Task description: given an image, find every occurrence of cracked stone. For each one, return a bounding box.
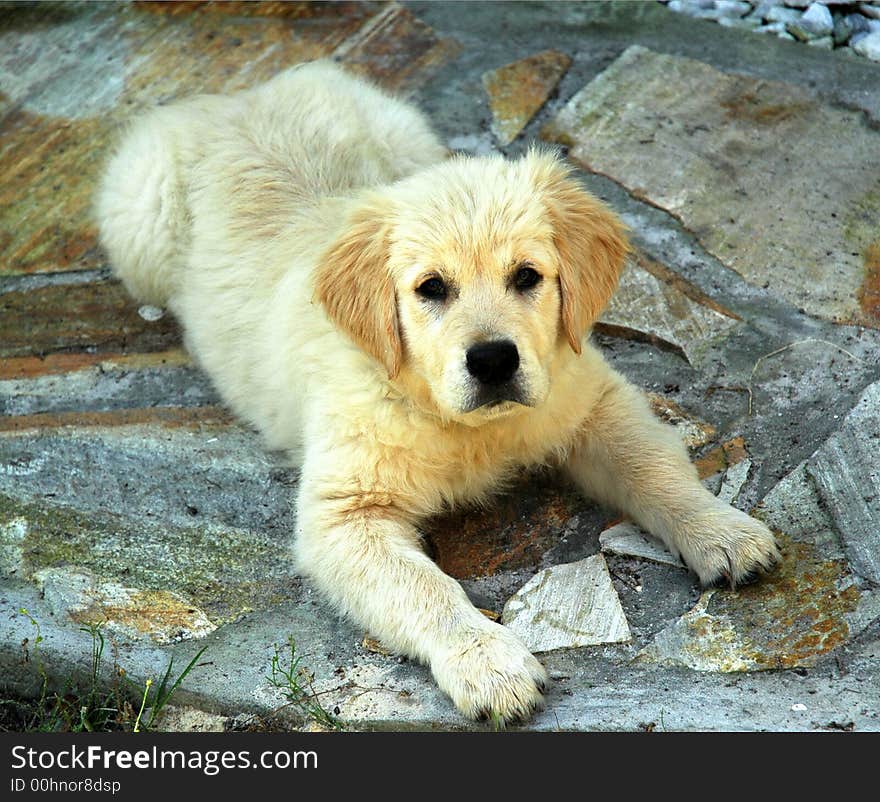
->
[716,458,752,505]
[639,531,860,672]
[599,521,685,568]
[806,381,880,584]
[482,49,571,146]
[597,254,740,364]
[501,555,631,652]
[542,45,880,327]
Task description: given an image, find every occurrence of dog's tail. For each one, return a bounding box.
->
[94,108,191,308]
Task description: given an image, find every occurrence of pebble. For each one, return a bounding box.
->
[138,304,165,321]
[662,1,880,60]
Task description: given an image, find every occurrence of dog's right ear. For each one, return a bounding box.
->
[313,203,402,379]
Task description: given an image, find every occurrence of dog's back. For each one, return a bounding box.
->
[95,61,447,308]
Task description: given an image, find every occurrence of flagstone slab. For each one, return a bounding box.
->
[806,381,880,584]
[0,2,455,277]
[598,254,740,364]
[331,3,461,93]
[543,44,880,328]
[599,521,685,568]
[638,533,860,671]
[482,49,571,146]
[640,383,880,675]
[501,555,631,652]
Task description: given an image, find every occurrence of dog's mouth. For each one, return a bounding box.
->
[462,383,531,414]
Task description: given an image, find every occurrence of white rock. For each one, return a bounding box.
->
[138,304,165,322]
[599,521,684,567]
[860,3,880,20]
[501,555,631,652]
[852,30,880,59]
[766,5,803,23]
[799,3,834,36]
[807,35,834,48]
[713,0,753,17]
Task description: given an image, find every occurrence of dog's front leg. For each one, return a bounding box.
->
[566,371,780,587]
[293,478,547,724]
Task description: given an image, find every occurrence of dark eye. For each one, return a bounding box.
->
[416,276,447,301]
[514,265,542,291]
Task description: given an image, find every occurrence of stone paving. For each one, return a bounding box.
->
[1,1,879,731]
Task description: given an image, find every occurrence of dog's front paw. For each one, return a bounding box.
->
[432,623,548,725]
[676,504,780,589]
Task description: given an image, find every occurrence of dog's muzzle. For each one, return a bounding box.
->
[463,340,528,411]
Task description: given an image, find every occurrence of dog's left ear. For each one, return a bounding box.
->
[536,155,630,354]
[314,201,402,378]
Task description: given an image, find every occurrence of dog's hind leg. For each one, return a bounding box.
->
[94,107,195,307]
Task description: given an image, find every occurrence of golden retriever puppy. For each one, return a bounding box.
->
[95,61,779,724]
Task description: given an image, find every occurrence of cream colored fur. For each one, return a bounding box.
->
[95,61,779,724]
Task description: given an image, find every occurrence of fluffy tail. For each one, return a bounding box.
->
[94,108,190,307]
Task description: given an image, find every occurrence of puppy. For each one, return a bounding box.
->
[95,61,779,724]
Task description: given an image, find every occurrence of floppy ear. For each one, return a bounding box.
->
[314,203,402,378]
[540,160,630,354]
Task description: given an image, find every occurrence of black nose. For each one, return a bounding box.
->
[465,340,520,385]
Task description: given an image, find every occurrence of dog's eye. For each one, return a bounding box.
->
[513,265,542,291]
[416,276,447,301]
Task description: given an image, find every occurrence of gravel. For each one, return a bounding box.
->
[660,0,880,60]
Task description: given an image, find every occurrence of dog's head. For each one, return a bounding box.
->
[314,149,629,423]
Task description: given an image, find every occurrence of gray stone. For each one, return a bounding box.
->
[0,361,217,417]
[797,3,834,36]
[752,1,786,20]
[806,35,834,48]
[766,5,804,23]
[846,13,876,35]
[597,257,740,365]
[501,555,631,652]
[718,15,764,28]
[716,458,752,504]
[846,591,880,637]
[807,381,880,584]
[713,1,754,17]
[599,521,685,567]
[833,15,855,45]
[852,30,880,59]
[542,46,880,328]
[860,3,880,20]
